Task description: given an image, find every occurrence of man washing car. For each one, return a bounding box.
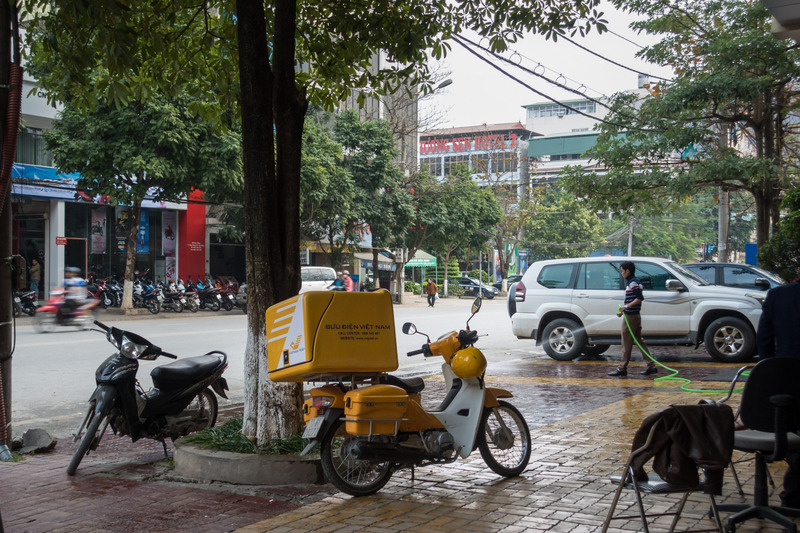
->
[608,261,658,377]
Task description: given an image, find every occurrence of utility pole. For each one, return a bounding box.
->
[627,216,635,256]
[0,0,16,456]
[717,125,730,263]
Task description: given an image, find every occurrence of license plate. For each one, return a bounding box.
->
[302,417,324,439]
[216,294,222,300]
[14,297,20,303]
[180,298,186,303]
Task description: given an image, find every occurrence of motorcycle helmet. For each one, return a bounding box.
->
[450,346,487,379]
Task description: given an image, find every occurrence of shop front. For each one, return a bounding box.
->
[11,163,200,297]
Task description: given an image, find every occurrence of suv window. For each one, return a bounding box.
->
[577,262,621,290]
[634,262,672,291]
[690,265,716,284]
[722,266,759,289]
[537,264,575,289]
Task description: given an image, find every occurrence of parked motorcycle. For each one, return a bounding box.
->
[67,320,229,475]
[192,277,222,311]
[157,280,185,313]
[34,288,99,332]
[214,276,239,311]
[275,293,531,496]
[13,289,37,317]
[86,276,117,309]
[133,278,160,314]
[177,279,200,313]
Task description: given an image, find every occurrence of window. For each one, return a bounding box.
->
[632,262,672,291]
[722,266,760,289]
[537,264,575,289]
[470,153,489,173]
[443,155,470,176]
[421,157,441,177]
[526,101,597,119]
[491,152,518,173]
[16,128,53,166]
[577,263,622,290]
[691,265,716,284]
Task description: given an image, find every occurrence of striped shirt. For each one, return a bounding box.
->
[623,276,644,315]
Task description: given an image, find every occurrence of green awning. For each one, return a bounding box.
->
[405,250,437,267]
[528,133,598,158]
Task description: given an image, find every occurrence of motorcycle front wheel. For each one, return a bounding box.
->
[146,299,160,314]
[101,291,114,308]
[221,298,233,311]
[67,405,111,476]
[186,298,199,313]
[320,419,393,496]
[34,312,56,333]
[477,400,531,477]
[171,299,184,313]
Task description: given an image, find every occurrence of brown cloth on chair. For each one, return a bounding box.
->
[631,403,735,494]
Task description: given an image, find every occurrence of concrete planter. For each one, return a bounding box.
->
[173,441,325,485]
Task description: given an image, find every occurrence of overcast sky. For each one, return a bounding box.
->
[421,2,675,129]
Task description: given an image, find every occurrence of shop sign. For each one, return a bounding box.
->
[55,236,67,245]
[419,133,518,155]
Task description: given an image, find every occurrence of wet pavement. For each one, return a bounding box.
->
[2,299,797,532]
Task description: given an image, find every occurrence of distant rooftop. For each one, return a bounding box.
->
[421,122,535,137]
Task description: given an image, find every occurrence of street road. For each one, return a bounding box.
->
[8,297,540,438]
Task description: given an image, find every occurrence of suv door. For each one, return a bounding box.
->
[633,261,692,335]
[573,261,623,335]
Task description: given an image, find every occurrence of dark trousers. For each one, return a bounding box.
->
[620,313,655,369]
[427,294,435,307]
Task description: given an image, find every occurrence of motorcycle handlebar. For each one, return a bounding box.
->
[160,352,179,359]
[94,320,110,332]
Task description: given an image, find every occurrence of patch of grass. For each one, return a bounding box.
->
[181,416,307,455]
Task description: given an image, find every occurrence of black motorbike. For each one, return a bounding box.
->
[13,289,37,317]
[67,320,229,475]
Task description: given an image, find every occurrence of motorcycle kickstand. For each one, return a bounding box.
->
[411,464,415,482]
[160,439,169,459]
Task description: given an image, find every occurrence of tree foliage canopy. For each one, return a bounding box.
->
[559,0,800,247]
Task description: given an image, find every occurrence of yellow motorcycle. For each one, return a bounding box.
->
[266,290,531,496]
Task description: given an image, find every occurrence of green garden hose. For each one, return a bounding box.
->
[620,306,747,394]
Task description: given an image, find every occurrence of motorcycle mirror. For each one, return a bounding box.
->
[402,322,416,335]
[466,297,482,330]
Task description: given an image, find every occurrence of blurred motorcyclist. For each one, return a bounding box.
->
[60,266,88,322]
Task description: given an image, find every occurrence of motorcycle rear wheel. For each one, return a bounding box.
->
[206,298,220,312]
[221,298,233,311]
[171,299,184,313]
[34,312,56,333]
[146,299,160,314]
[182,388,218,432]
[320,419,393,496]
[477,401,531,477]
[186,298,199,313]
[67,406,110,476]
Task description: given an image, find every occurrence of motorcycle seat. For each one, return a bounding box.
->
[151,355,222,389]
[382,374,425,394]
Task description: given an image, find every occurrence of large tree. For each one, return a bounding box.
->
[560,0,800,249]
[21,0,606,444]
[44,94,242,307]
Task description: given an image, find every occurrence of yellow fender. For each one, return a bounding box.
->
[484,387,513,408]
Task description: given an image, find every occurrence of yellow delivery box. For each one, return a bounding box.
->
[266,289,398,382]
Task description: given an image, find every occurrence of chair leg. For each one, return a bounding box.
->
[668,492,690,533]
[631,473,651,533]
[729,460,745,496]
[602,467,630,533]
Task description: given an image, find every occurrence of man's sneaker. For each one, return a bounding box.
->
[640,366,658,376]
[608,368,627,377]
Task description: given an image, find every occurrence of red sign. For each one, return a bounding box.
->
[419,133,518,155]
[56,236,67,245]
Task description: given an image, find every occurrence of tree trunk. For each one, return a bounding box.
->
[237,0,305,444]
[121,201,142,310]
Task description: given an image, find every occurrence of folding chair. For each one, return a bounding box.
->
[602,405,731,533]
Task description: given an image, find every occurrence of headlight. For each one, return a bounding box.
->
[120,336,144,358]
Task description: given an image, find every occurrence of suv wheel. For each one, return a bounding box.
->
[704,317,756,363]
[542,319,586,361]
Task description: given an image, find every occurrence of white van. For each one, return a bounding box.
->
[300,266,337,293]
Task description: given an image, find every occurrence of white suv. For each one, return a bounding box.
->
[508,256,765,363]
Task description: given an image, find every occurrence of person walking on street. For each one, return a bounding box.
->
[608,261,657,377]
[342,270,354,292]
[756,275,800,508]
[425,278,438,307]
[29,258,40,296]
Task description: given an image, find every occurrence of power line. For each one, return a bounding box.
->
[452,34,663,133]
[559,34,670,82]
